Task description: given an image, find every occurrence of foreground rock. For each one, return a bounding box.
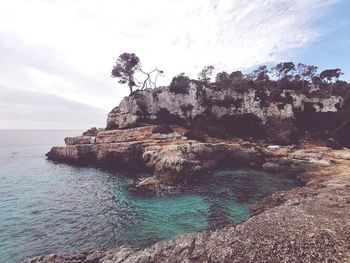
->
[27,146,350,262]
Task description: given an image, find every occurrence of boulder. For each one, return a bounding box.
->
[262,162,280,172]
[82,127,104,136]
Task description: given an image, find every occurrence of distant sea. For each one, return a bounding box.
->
[0,130,301,263]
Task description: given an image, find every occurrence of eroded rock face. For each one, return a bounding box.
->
[106,81,347,145]
[82,127,104,137]
[47,125,261,183]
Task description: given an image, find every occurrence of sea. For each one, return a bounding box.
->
[0,130,301,263]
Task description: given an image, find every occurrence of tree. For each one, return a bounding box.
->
[251,65,270,81]
[294,63,306,81]
[111,52,163,94]
[138,68,164,90]
[198,65,215,83]
[303,65,318,82]
[229,71,244,80]
[215,70,244,84]
[111,53,140,93]
[272,62,296,80]
[294,63,318,82]
[215,71,230,83]
[320,69,343,83]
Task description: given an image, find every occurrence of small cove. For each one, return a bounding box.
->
[0,130,301,263]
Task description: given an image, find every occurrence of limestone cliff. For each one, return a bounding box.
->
[47,79,350,185]
[106,80,350,145]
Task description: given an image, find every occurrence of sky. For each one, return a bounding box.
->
[0,0,349,129]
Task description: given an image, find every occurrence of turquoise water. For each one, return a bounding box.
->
[0,130,301,263]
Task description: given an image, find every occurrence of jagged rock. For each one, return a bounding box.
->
[142,142,260,183]
[64,136,95,145]
[82,127,104,137]
[47,125,262,181]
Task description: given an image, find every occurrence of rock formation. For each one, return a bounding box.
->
[47,125,265,187]
[106,80,349,145]
[39,79,350,262]
[47,79,350,186]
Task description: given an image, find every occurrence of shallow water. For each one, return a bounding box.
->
[0,130,301,263]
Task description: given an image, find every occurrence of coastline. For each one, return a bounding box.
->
[21,79,350,262]
[23,142,350,262]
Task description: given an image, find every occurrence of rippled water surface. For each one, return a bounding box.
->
[0,130,301,263]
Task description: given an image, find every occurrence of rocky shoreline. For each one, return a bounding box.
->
[25,141,350,262]
[23,80,350,262]
[46,125,268,190]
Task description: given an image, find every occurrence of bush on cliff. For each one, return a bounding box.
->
[198,65,215,83]
[169,73,191,94]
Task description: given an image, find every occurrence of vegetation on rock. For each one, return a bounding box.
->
[111,53,163,94]
[169,73,191,94]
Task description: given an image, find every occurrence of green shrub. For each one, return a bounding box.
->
[169,73,191,94]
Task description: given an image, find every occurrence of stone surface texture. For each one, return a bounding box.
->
[106,81,349,145]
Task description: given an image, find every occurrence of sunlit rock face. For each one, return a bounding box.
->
[106,80,346,145]
[107,83,204,129]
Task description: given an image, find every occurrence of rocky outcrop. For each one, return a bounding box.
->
[106,81,349,145]
[47,125,265,185]
[64,136,95,145]
[82,127,104,137]
[32,146,350,263]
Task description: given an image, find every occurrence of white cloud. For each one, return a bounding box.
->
[0,0,339,122]
[0,86,107,129]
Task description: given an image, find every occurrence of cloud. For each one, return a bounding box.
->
[0,32,120,111]
[0,86,107,129]
[0,0,340,128]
